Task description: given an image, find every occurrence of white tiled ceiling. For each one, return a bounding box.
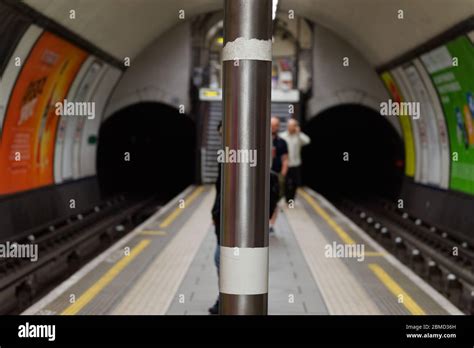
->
[280,0,474,65]
[23,0,222,60]
[23,0,474,65]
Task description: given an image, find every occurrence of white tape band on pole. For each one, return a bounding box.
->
[222,37,272,62]
[219,246,269,295]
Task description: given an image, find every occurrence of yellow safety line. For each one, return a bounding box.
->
[140,230,167,236]
[159,186,205,228]
[368,263,425,315]
[364,251,386,257]
[298,189,356,245]
[61,239,151,315]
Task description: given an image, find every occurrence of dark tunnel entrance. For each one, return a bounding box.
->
[301,104,405,201]
[97,102,196,201]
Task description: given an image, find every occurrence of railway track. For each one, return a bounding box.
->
[0,195,160,314]
[337,197,474,314]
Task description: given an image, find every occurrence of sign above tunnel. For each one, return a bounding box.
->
[199,88,222,101]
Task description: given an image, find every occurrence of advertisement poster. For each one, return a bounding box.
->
[421,36,474,194]
[0,31,87,195]
[272,57,294,91]
[381,71,416,177]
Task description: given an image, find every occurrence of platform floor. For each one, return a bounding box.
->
[23,185,462,316]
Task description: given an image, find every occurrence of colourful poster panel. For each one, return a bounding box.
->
[421,36,474,194]
[0,32,88,195]
[381,72,416,177]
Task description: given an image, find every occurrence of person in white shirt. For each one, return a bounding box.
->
[279,119,311,202]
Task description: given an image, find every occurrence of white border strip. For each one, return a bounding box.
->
[22,185,195,315]
[469,30,474,44]
[54,56,96,183]
[220,246,269,294]
[303,187,463,315]
[222,37,272,61]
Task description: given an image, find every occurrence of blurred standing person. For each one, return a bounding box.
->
[270,116,288,233]
[209,121,222,315]
[279,119,311,202]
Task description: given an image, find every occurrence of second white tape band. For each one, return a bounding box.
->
[219,246,269,295]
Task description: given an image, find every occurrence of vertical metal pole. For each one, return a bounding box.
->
[220,0,272,315]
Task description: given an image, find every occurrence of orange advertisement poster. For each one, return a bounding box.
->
[0,32,88,195]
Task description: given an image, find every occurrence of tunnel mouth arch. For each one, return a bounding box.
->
[97,102,196,201]
[301,104,405,202]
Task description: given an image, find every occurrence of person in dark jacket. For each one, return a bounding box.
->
[269,116,288,233]
[209,121,222,314]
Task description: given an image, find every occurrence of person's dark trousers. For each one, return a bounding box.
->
[214,219,220,274]
[285,166,302,202]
